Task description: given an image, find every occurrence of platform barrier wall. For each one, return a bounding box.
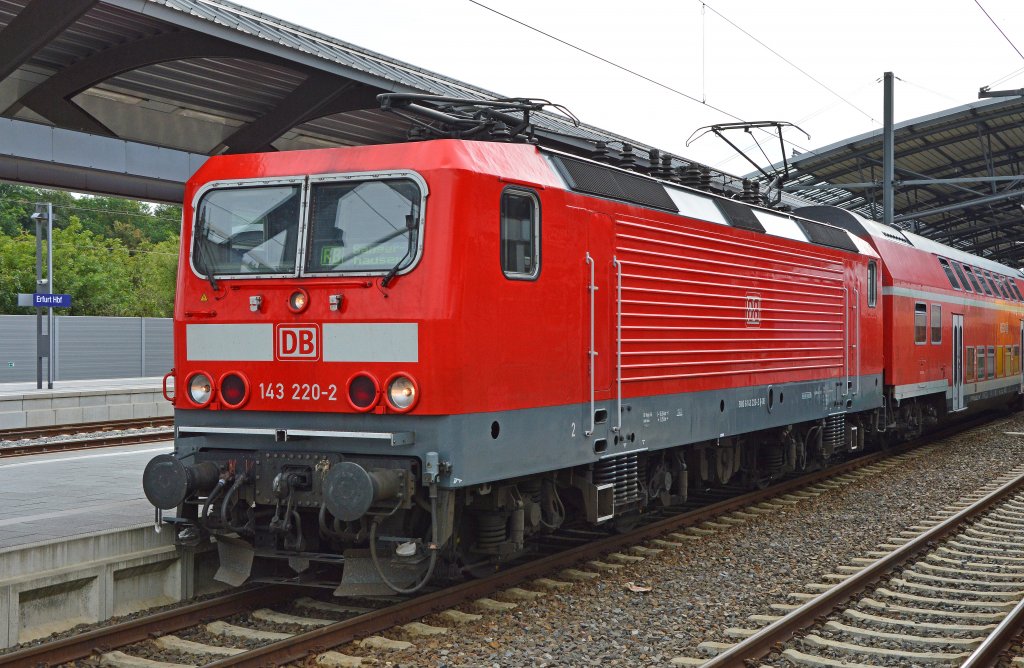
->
[0,315,171,383]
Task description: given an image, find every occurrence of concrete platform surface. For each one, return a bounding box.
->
[0,377,165,397]
[0,440,172,549]
[0,377,172,430]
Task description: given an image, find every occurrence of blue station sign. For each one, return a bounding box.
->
[29,293,71,308]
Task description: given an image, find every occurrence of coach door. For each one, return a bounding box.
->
[952,314,965,411]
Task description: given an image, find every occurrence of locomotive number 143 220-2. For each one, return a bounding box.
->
[259,382,338,401]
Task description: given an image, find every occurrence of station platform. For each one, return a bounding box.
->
[0,439,218,648]
[0,440,171,549]
[0,376,171,430]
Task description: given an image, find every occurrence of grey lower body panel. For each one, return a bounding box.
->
[174,374,883,488]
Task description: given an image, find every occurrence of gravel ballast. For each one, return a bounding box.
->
[384,413,1024,667]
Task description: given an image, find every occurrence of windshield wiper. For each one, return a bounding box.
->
[195,221,220,292]
[381,212,417,289]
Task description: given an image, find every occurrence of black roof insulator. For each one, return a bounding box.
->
[659,154,675,180]
[648,148,661,174]
[618,143,637,169]
[491,121,512,141]
[592,141,613,163]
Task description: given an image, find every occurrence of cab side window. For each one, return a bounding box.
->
[867,261,877,307]
[500,188,540,280]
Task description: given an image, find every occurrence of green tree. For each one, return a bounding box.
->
[132,236,179,317]
[0,232,39,313]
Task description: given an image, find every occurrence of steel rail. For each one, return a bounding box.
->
[205,447,909,667]
[0,586,300,667]
[0,427,173,457]
[701,467,1024,668]
[0,417,173,441]
[961,587,1024,667]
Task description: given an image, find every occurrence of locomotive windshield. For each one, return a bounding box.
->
[305,178,421,274]
[193,184,302,276]
[191,176,423,279]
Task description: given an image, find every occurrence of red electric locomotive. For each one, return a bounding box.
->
[142,97,1019,593]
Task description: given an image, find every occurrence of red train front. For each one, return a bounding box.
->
[140,132,1016,594]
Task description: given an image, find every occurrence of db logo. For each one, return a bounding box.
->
[275,324,320,360]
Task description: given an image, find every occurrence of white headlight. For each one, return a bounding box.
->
[387,375,417,410]
[188,373,213,406]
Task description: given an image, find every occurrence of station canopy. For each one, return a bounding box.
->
[1,0,1021,263]
[765,95,1024,266]
[0,0,736,203]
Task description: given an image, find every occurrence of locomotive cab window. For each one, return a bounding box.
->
[500,188,540,280]
[931,304,941,344]
[867,261,877,307]
[305,178,422,274]
[193,183,302,276]
[914,302,927,344]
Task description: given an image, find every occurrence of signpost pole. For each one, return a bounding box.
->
[34,207,42,389]
[31,203,54,389]
[46,202,54,390]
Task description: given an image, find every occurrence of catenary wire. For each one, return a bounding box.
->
[973,0,1024,63]
[700,1,878,125]
[467,0,746,123]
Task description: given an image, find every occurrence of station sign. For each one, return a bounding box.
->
[16,293,72,308]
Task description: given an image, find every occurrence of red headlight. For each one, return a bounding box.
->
[219,372,249,408]
[347,373,380,411]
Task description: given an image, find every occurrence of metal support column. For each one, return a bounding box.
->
[32,202,54,389]
[882,72,895,229]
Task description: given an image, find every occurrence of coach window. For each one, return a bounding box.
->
[967,347,976,382]
[867,261,877,307]
[951,262,971,292]
[500,188,540,280]
[914,303,927,344]
[963,265,985,293]
[1012,282,1024,301]
[977,348,987,380]
[931,304,941,344]
[988,345,996,379]
[938,258,960,290]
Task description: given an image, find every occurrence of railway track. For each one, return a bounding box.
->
[0,417,174,456]
[0,442,926,668]
[683,466,1024,667]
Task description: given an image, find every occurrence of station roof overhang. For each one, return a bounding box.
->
[762,95,1024,266]
[0,0,704,204]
